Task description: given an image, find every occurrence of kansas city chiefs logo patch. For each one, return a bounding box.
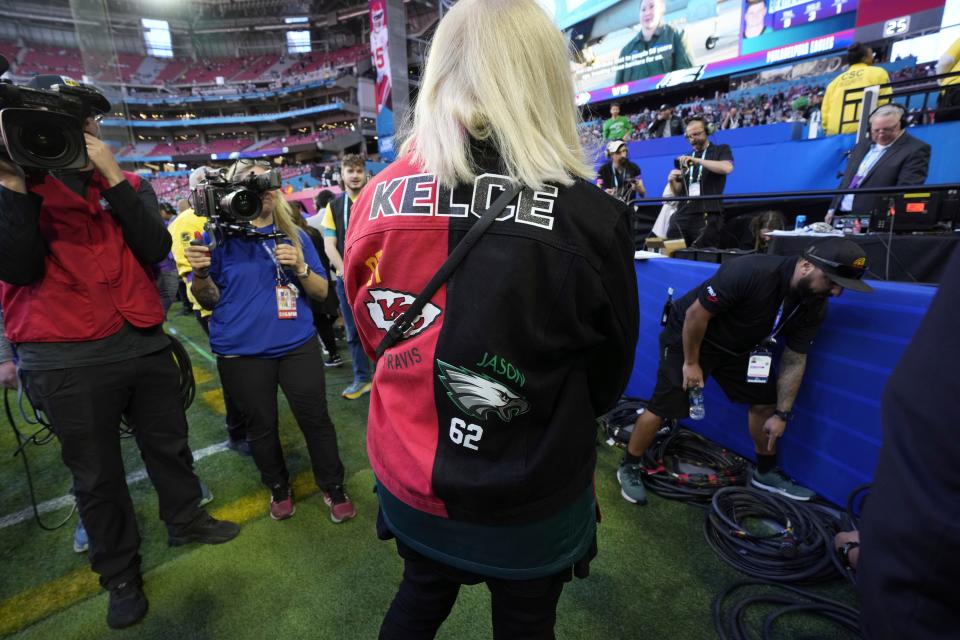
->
[436,360,531,422]
[365,288,442,339]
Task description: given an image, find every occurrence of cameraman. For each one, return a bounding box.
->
[184,160,356,524]
[0,77,239,630]
[598,140,646,202]
[667,116,734,247]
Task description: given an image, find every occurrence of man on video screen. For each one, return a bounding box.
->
[614,0,693,84]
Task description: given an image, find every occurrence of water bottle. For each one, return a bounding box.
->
[688,386,705,420]
[794,214,806,230]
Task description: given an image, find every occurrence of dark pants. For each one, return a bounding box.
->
[380,540,569,640]
[668,210,723,248]
[314,312,339,359]
[195,312,248,443]
[22,347,202,589]
[216,339,344,492]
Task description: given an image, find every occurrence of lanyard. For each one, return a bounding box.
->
[768,302,802,343]
[341,195,350,233]
[687,147,707,183]
[260,239,288,284]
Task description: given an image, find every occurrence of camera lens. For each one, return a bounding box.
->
[18,124,69,160]
[220,188,262,222]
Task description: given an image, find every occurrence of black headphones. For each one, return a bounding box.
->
[868,102,907,130]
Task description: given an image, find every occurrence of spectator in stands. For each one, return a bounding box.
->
[615,0,693,84]
[936,37,960,122]
[856,245,960,640]
[0,80,239,630]
[742,0,769,39]
[345,1,638,636]
[648,104,684,138]
[618,238,873,505]
[720,106,743,130]
[168,167,250,456]
[822,43,891,136]
[184,160,356,524]
[320,154,372,400]
[598,140,646,201]
[825,104,931,225]
[603,102,632,141]
[666,116,734,246]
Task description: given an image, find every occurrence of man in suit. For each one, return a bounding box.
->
[825,104,931,225]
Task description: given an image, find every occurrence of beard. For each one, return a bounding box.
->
[795,274,829,300]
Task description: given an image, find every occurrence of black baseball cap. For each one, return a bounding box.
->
[26,74,111,117]
[802,238,873,293]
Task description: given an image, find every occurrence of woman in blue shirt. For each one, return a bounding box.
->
[185,160,356,524]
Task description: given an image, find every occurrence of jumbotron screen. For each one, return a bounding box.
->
[539,0,860,104]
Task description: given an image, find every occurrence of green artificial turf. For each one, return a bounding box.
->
[0,312,859,639]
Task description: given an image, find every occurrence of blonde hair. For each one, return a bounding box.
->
[226,160,301,251]
[399,0,593,190]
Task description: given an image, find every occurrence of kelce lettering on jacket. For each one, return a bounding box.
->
[368,172,558,231]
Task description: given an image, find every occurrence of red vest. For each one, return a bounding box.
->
[1,171,164,343]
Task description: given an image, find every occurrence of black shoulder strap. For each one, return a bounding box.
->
[375,183,522,359]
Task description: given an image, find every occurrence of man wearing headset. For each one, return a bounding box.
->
[826,104,931,227]
[598,140,646,202]
[666,116,734,246]
[617,238,873,505]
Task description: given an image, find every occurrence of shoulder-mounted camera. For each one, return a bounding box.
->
[0,56,110,171]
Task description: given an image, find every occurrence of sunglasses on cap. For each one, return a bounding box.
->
[803,252,868,280]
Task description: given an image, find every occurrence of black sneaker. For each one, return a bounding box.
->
[168,512,241,547]
[324,354,344,368]
[107,578,148,629]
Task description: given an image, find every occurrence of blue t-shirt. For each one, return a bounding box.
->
[207,226,326,357]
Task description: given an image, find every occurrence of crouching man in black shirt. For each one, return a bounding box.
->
[617,238,873,504]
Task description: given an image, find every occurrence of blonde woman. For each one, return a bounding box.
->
[343,0,639,636]
[185,160,355,524]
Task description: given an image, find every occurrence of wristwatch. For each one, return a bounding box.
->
[773,409,793,421]
[295,265,310,278]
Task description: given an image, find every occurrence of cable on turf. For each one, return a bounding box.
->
[640,428,750,504]
[713,579,860,640]
[704,486,841,583]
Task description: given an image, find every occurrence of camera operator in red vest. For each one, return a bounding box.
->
[0,76,239,630]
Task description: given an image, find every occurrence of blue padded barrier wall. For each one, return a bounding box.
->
[613,121,960,200]
[626,258,936,506]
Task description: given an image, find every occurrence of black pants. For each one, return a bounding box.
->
[380,540,569,640]
[668,210,723,248]
[23,347,203,589]
[313,312,339,359]
[195,312,248,443]
[216,339,344,492]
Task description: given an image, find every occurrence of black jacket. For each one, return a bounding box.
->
[830,132,931,215]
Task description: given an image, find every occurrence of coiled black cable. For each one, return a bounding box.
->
[705,487,839,583]
[713,580,860,640]
[598,398,648,446]
[641,428,750,504]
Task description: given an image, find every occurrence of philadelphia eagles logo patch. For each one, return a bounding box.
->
[436,360,530,422]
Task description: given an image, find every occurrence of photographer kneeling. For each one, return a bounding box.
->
[0,76,239,630]
[184,160,356,524]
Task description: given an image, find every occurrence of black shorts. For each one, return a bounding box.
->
[646,330,777,420]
